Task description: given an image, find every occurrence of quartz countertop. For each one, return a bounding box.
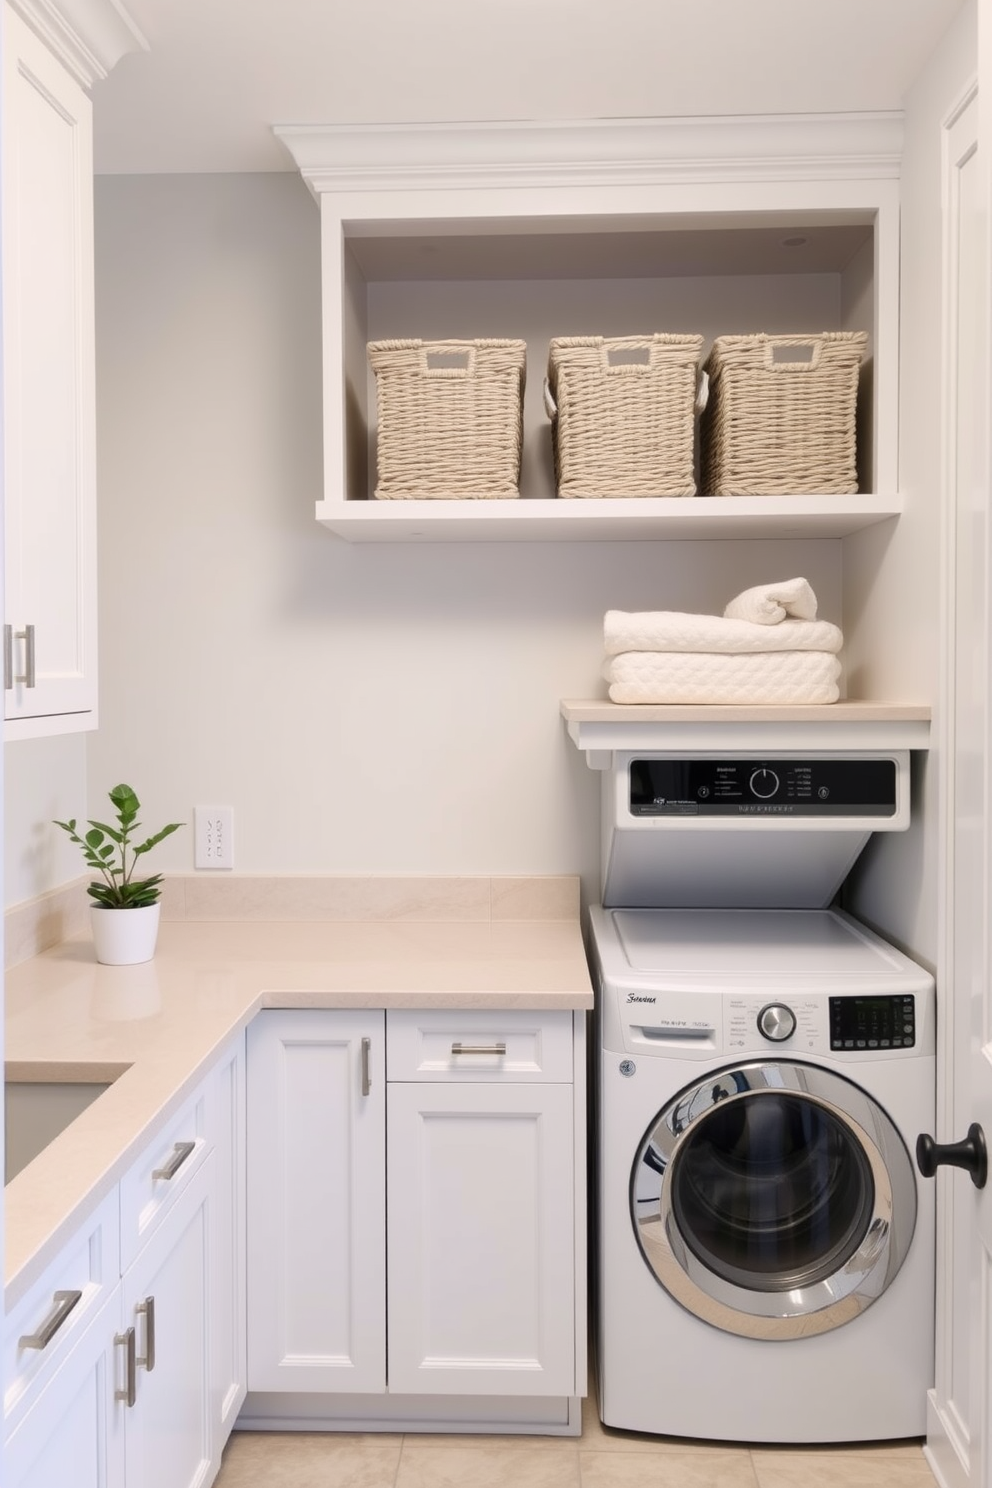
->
[5,915,593,1306]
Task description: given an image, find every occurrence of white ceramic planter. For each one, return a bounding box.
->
[90,903,161,966]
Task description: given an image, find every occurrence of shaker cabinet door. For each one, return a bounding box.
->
[246,1010,387,1394]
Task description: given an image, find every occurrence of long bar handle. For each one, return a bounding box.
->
[21,624,35,688]
[152,1140,195,1181]
[18,1289,82,1350]
[136,1295,156,1371]
[6,624,36,688]
[115,1326,136,1406]
[451,1042,507,1056]
[361,1036,371,1097]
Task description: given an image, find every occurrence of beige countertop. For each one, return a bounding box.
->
[5,915,593,1307]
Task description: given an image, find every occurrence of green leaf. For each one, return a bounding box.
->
[87,821,124,845]
[133,823,183,857]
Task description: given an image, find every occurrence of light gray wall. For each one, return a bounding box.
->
[0,169,833,905]
[843,0,976,963]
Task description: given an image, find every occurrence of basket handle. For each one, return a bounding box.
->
[543,378,557,421]
[422,346,477,377]
[764,338,824,372]
[600,340,654,375]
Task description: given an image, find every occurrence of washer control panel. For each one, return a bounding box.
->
[829,994,916,1050]
[628,757,899,817]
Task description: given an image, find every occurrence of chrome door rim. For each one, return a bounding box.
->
[631,1060,917,1340]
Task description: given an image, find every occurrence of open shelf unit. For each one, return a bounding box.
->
[277,117,903,544]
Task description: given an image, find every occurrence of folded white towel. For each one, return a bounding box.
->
[604,610,842,657]
[604,650,841,705]
[723,578,819,625]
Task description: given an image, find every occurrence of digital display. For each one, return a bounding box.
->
[829,994,915,1050]
[628,758,898,817]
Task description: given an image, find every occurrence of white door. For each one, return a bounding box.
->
[930,82,992,1488]
[122,1156,213,1488]
[245,1010,386,1394]
[387,1080,575,1396]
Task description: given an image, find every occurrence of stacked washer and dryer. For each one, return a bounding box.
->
[588,745,935,1443]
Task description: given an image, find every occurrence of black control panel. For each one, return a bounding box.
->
[628,758,899,817]
[829,994,916,1050]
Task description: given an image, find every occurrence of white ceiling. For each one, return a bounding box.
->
[92,0,968,175]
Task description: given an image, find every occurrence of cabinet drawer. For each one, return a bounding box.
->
[387,1010,574,1082]
[3,1186,119,1437]
[119,1081,210,1272]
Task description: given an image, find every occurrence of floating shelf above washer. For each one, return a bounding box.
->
[561,700,932,764]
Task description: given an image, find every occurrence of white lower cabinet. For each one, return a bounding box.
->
[245,1007,585,1423]
[245,1010,387,1394]
[4,1287,124,1488]
[120,1156,213,1488]
[4,1042,246,1488]
[386,1080,575,1396]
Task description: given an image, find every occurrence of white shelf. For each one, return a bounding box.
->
[316,493,902,544]
[560,699,931,762]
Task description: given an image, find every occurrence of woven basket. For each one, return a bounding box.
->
[368,339,526,499]
[545,334,704,498]
[700,332,868,496]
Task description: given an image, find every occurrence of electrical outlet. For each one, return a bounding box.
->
[194,806,234,870]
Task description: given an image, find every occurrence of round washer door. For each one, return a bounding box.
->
[631,1060,917,1340]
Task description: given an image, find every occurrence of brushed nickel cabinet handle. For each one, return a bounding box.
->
[21,624,35,688]
[450,1042,507,1056]
[115,1326,136,1406]
[152,1140,195,1181]
[19,1289,82,1349]
[136,1295,155,1371]
[361,1036,372,1097]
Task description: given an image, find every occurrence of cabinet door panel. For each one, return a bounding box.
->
[4,1289,124,1488]
[122,1157,212,1488]
[387,1082,575,1396]
[2,7,97,733]
[246,1010,386,1394]
[208,1037,246,1442]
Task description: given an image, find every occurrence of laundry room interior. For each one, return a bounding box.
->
[3,1,990,1486]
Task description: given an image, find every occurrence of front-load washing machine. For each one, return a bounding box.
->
[591,904,935,1443]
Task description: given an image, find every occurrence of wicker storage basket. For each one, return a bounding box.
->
[545,334,704,498]
[700,331,868,496]
[368,338,526,499]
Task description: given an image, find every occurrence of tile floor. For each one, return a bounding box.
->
[214,1390,938,1488]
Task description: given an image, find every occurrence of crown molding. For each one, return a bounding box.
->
[273,114,905,198]
[9,0,147,88]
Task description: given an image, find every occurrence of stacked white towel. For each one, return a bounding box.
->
[602,579,843,705]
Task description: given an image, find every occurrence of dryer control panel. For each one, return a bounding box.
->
[629,757,899,817]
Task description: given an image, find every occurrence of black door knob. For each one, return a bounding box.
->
[916,1123,988,1189]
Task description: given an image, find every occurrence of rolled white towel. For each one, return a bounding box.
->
[723,577,819,625]
[604,609,842,656]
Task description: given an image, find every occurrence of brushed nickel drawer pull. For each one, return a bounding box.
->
[136,1295,155,1371]
[361,1036,372,1097]
[115,1326,136,1406]
[450,1042,507,1056]
[152,1140,195,1181]
[19,1289,82,1350]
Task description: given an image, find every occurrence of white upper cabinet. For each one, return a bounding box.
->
[2,0,144,738]
[275,116,903,543]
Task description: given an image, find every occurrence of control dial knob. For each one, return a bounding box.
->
[758,1003,797,1042]
[749,767,780,799]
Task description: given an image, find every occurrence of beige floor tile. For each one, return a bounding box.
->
[396,1440,581,1488]
[580,1395,736,1455]
[217,1430,403,1488]
[751,1447,936,1488]
[580,1447,758,1488]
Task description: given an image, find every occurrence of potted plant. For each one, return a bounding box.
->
[54,783,183,965]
